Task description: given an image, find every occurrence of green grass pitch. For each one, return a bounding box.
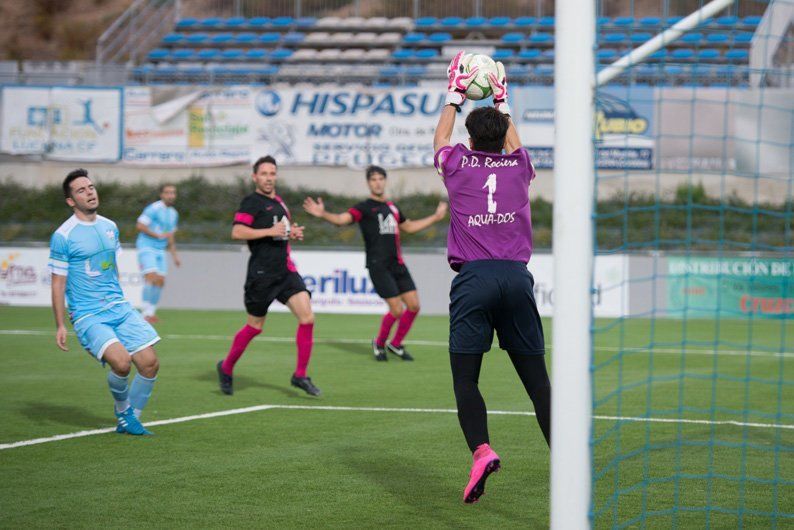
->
[0,307,791,528]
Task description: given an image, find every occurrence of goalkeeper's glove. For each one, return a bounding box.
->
[488,61,511,117]
[445,50,479,110]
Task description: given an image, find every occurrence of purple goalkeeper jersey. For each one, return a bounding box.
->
[434,143,536,271]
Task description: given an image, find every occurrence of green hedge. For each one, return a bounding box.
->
[0,179,790,251]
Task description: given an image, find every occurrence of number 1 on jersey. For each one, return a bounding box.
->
[483,173,497,214]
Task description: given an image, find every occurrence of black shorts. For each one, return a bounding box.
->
[368,262,417,299]
[244,271,309,317]
[449,260,545,355]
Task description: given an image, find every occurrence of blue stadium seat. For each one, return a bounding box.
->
[493,49,515,61]
[428,32,452,43]
[404,32,425,43]
[392,49,413,60]
[440,17,463,27]
[249,17,270,27]
[171,49,195,60]
[725,49,748,61]
[741,16,762,27]
[690,64,715,76]
[415,48,438,59]
[649,49,668,60]
[529,32,553,44]
[631,32,652,44]
[405,65,426,76]
[415,17,436,27]
[162,33,183,44]
[518,48,541,60]
[514,16,536,27]
[200,17,222,28]
[269,48,293,60]
[283,32,305,44]
[697,48,721,60]
[272,16,294,27]
[613,17,634,27]
[716,16,739,27]
[147,48,169,61]
[245,49,268,60]
[664,64,684,75]
[640,17,661,27]
[258,33,280,44]
[501,32,524,44]
[597,17,610,26]
[489,17,511,27]
[465,17,486,27]
[681,32,703,44]
[666,16,684,26]
[211,33,234,44]
[197,49,220,60]
[185,33,208,44]
[379,66,401,77]
[734,32,753,44]
[706,33,729,44]
[603,33,627,44]
[225,17,246,28]
[175,18,198,29]
[508,64,531,76]
[716,65,737,76]
[536,64,554,76]
[220,49,243,60]
[597,49,617,61]
[695,17,714,28]
[296,17,317,27]
[538,17,555,28]
[541,49,555,60]
[637,64,659,76]
[670,48,695,60]
[235,33,257,45]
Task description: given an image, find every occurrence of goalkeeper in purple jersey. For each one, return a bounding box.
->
[434,51,551,504]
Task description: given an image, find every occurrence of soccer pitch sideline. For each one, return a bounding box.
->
[0,307,791,528]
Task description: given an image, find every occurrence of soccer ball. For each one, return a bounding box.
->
[464,54,498,101]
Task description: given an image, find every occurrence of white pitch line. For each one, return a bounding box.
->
[1,329,792,358]
[1,403,792,452]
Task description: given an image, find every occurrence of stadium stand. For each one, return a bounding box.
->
[132,12,762,87]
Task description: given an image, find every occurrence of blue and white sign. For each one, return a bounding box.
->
[0,86,121,161]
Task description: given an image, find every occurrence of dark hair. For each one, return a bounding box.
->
[365,165,387,180]
[465,107,509,153]
[253,155,277,173]
[159,183,176,193]
[63,168,89,198]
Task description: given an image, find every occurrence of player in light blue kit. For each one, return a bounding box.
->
[50,169,161,436]
[136,184,181,323]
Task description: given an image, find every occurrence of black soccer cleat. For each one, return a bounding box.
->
[372,339,388,361]
[386,342,414,361]
[217,360,233,395]
[291,375,322,396]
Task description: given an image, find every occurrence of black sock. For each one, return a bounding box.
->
[450,352,489,453]
[508,352,551,447]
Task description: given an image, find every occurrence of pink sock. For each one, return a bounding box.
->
[294,323,314,378]
[390,309,418,348]
[375,313,398,347]
[221,324,262,375]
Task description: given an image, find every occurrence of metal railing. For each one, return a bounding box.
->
[96,0,179,65]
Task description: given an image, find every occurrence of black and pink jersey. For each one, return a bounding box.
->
[348,198,406,267]
[233,192,297,277]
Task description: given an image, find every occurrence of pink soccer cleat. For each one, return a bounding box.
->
[463,443,501,504]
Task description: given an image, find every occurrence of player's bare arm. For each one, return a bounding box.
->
[136,221,169,240]
[303,197,354,226]
[232,221,288,240]
[400,201,448,234]
[51,273,68,351]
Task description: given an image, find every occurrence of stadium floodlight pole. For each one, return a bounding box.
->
[596,0,733,86]
[551,0,594,527]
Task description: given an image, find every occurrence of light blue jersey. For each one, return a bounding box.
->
[49,215,127,322]
[135,200,178,251]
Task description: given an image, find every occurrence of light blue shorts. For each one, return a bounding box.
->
[73,303,160,361]
[138,248,167,275]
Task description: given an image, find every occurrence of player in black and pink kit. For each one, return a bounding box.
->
[303,166,447,361]
[216,155,321,396]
